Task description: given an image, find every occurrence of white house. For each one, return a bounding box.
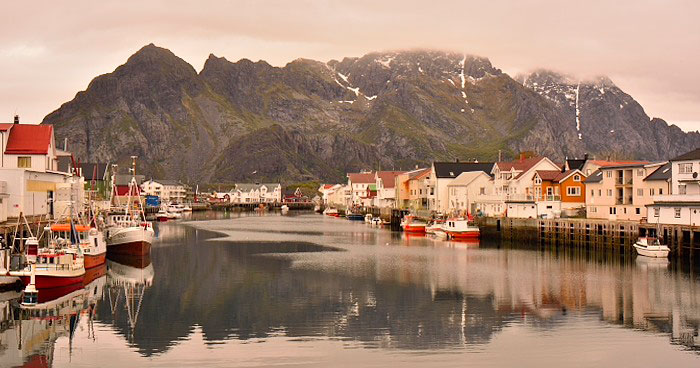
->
[446,171,492,215]
[230,183,282,204]
[0,120,76,220]
[647,149,700,225]
[472,155,559,217]
[374,171,404,208]
[141,179,186,203]
[428,161,495,213]
[347,172,376,205]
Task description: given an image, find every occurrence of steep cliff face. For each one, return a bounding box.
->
[42,44,699,183]
[520,70,700,159]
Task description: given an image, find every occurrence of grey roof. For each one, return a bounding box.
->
[115,174,145,186]
[81,163,109,181]
[234,183,280,192]
[148,179,183,186]
[644,162,672,181]
[671,148,700,161]
[583,169,603,183]
[433,162,494,178]
[566,158,587,171]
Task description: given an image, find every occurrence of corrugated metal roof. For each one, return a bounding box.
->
[5,124,53,154]
[433,162,494,178]
[644,162,672,181]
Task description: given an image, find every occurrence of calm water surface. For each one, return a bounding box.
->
[1,211,700,367]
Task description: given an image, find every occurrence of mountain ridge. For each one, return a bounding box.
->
[42,44,700,183]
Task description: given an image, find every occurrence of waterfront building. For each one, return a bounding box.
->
[347,171,376,205]
[230,183,282,204]
[141,179,186,204]
[531,169,587,218]
[428,161,495,213]
[585,161,665,221]
[0,120,78,219]
[283,187,308,203]
[395,168,430,210]
[647,149,700,225]
[446,171,492,215]
[374,171,404,208]
[318,184,337,205]
[471,155,558,217]
[326,184,351,208]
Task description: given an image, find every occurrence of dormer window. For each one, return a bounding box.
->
[534,176,542,185]
[573,175,581,182]
[449,172,454,176]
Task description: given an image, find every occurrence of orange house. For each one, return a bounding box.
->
[533,169,587,208]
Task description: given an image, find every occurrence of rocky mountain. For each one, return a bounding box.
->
[42,44,700,183]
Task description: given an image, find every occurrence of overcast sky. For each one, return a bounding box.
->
[1,1,698,131]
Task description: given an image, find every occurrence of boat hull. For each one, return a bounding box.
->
[634,244,670,258]
[446,230,481,239]
[17,274,84,289]
[84,253,107,269]
[107,226,154,256]
[347,214,365,221]
[403,225,426,233]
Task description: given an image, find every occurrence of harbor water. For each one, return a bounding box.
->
[1,211,699,367]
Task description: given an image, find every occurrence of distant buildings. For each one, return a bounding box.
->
[141,179,186,204]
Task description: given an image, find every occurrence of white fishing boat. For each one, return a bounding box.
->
[323,207,339,217]
[105,157,155,256]
[425,220,444,234]
[370,217,382,226]
[633,237,670,258]
[443,218,480,239]
[10,237,85,290]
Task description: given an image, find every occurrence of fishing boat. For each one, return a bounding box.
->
[48,223,107,269]
[105,157,155,256]
[323,207,340,217]
[443,218,480,239]
[401,215,427,233]
[370,217,382,226]
[346,212,365,221]
[633,237,670,258]
[155,208,169,222]
[10,237,85,290]
[425,220,444,235]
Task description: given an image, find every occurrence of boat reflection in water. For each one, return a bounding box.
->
[105,255,154,342]
[0,273,106,368]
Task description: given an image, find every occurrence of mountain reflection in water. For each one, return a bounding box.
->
[1,212,699,367]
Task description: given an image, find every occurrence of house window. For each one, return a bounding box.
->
[590,206,596,213]
[590,189,594,196]
[18,156,31,168]
[650,188,655,196]
[637,188,643,196]
[637,169,645,176]
[679,163,693,174]
[659,188,663,195]
[675,208,681,218]
[607,189,613,196]
[534,177,542,185]
[566,187,581,196]
[679,185,687,195]
[598,189,602,196]
[605,171,612,178]
[479,187,485,195]
[610,207,616,215]
[654,207,660,217]
[573,175,581,182]
[635,208,640,215]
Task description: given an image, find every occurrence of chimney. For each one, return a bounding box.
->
[584,153,589,161]
[64,138,68,151]
[13,115,19,124]
[498,149,503,162]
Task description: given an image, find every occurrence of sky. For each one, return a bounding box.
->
[1,0,699,132]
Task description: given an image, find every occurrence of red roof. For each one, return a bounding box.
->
[0,123,14,132]
[497,156,552,173]
[5,124,53,155]
[376,171,404,189]
[536,169,582,182]
[589,160,648,167]
[348,172,375,184]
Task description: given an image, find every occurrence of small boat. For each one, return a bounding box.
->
[370,217,382,226]
[281,204,290,213]
[401,215,427,233]
[633,237,670,258]
[323,207,340,217]
[425,220,444,234]
[346,213,365,221]
[156,208,169,222]
[364,214,373,223]
[443,218,480,239]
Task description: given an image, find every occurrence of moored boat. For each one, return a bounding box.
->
[425,220,445,235]
[401,215,427,233]
[48,223,107,269]
[633,237,670,258]
[105,215,155,256]
[346,212,365,221]
[443,218,480,239]
[10,237,85,290]
[323,208,339,217]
